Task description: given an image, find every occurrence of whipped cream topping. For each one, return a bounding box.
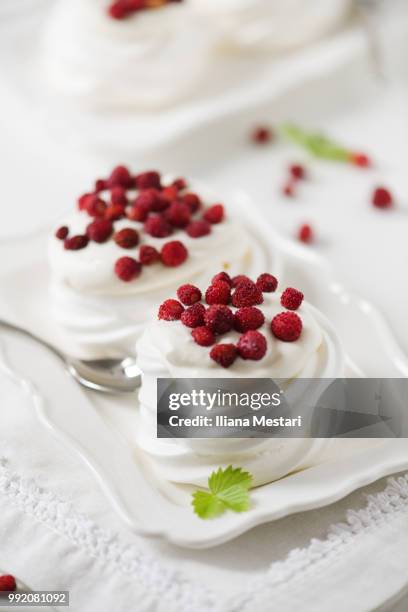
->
[191,0,352,50]
[136,292,345,486]
[41,0,217,109]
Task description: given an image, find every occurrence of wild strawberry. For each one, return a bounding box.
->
[203,204,224,224]
[212,271,232,286]
[181,192,201,213]
[372,186,393,209]
[160,241,188,267]
[64,235,89,250]
[0,575,16,592]
[256,273,278,293]
[144,215,172,238]
[210,344,237,368]
[181,303,206,328]
[165,201,191,228]
[139,245,160,265]
[55,226,69,240]
[281,287,304,310]
[114,256,142,281]
[108,165,133,189]
[191,326,215,347]
[232,280,263,308]
[136,171,161,190]
[177,284,202,305]
[158,299,184,321]
[204,305,234,334]
[271,312,302,342]
[234,307,265,332]
[110,186,128,206]
[205,281,231,305]
[86,196,107,218]
[298,223,314,244]
[237,330,267,360]
[186,220,211,238]
[86,219,113,243]
[114,228,139,248]
[251,126,273,144]
[104,204,126,221]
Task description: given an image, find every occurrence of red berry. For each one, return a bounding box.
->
[104,204,126,221]
[191,326,215,347]
[271,312,302,342]
[0,575,16,592]
[136,171,161,190]
[95,179,107,192]
[203,204,224,224]
[86,219,113,243]
[134,189,161,212]
[114,256,142,281]
[372,186,393,209]
[210,344,237,368]
[281,287,304,310]
[204,305,234,334]
[108,165,133,189]
[86,196,107,218]
[181,303,206,328]
[298,223,314,244]
[165,201,191,228]
[282,181,295,198]
[55,226,69,240]
[160,186,179,202]
[232,280,263,308]
[181,192,201,213]
[114,228,139,248]
[64,235,89,250]
[289,164,306,180]
[160,240,188,267]
[231,274,251,288]
[172,177,188,191]
[234,306,265,332]
[78,192,95,211]
[144,215,173,238]
[186,220,211,238]
[139,244,160,265]
[205,281,231,305]
[110,186,128,206]
[350,152,371,168]
[158,299,184,321]
[212,271,232,285]
[108,1,131,19]
[251,125,272,144]
[256,273,278,293]
[237,330,267,360]
[177,284,202,305]
[127,203,150,222]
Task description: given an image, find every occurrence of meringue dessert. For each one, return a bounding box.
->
[48,166,271,358]
[41,0,217,109]
[136,274,345,487]
[191,0,352,51]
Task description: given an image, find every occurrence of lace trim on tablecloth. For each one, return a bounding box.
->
[0,456,408,612]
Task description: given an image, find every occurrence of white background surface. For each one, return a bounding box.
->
[1,1,408,611]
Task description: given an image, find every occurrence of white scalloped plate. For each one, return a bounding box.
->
[0,199,408,548]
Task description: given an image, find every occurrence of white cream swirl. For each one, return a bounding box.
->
[48,198,276,358]
[191,0,352,51]
[41,0,217,109]
[136,293,345,486]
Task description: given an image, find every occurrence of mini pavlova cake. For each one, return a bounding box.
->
[41,0,217,109]
[136,272,345,487]
[48,167,269,358]
[191,0,352,51]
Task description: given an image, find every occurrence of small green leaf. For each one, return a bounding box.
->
[281,123,350,162]
[192,466,253,520]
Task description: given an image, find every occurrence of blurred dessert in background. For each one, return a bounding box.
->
[41,0,217,109]
[191,0,353,51]
[41,0,352,110]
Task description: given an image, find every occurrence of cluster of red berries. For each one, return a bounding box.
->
[158,272,304,368]
[0,575,16,592]
[108,0,182,21]
[55,166,225,282]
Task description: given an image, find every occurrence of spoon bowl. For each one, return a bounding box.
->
[0,320,142,393]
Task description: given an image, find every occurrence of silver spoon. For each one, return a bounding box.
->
[0,320,142,393]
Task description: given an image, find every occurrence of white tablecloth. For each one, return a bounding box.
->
[1,3,408,611]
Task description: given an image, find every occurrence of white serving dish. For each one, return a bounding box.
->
[0,204,407,549]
